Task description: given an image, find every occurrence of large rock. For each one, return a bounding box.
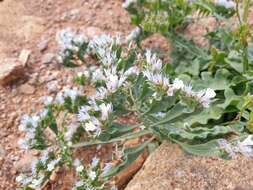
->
[0,58,25,85]
[125,141,253,190]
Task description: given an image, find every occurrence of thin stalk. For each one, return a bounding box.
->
[71,130,152,148]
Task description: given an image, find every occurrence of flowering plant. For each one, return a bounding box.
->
[16,0,253,189]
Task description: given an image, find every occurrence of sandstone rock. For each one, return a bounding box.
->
[0,58,25,85]
[18,49,31,66]
[37,39,48,52]
[41,53,55,64]
[125,141,253,190]
[19,83,35,94]
[0,144,5,158]
[82,26,103,39]
[14,152,37,173]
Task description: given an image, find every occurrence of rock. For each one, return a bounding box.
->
[82,26,103,39]
[0,58,25,85]
[37,39,48,52]
[47,80,59,93]
[0,144,5,158]
[125,141,253,190]
[14,152,37,173]
[28,73,39,85]
[41,53,55,64]
[18,49,31,66]
[19,83,35,94]
[115,151,148,189]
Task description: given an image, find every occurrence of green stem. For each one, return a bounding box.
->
[243,47,249,73]
[71,130,152,148]
[242,0,250,23]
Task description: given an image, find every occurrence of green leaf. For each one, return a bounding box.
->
[186,106,224,125]
[169,124,235,140]
[175,139,227,158]
[145,96,176,114]
[150,102,195,127]
[49,120,58,135]
[225,50,243,73]
[193,69,231,90]
[218,88,242,110]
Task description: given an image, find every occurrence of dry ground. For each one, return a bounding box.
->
[0,0,132,189]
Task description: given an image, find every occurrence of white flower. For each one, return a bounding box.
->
[122,0,137,8]
[16,174,26,183]
[20,114,39,129]
[215,0,235,9]
[154,112,166,118]
[47,158,60,171]
[83,70,90,79]
[145,50,162,72]
[182,85,194,97]
[236,141,253,157]
[172,78,184,90]
[102,163,113,176]
[143,71,169,89]
[56,92,65,104]
[84,121,98,132]
[42,96,53,106]
[110,185,118,190]
[63,88,81,101]
[73,159,82,167]
[31,160,39,174]
[99,50,118,66]
[88,34,116,54]
[76,165,84,172]
[240,135,253,146]
[99,103,113,121]
[91,157,100,168]
[65,124,79,141]
[75,181,84,187]
[56,28,76,51]
[41,150,49,165]
[217,139,235,157]
[124,66,140,76]
[101,163,113,176]
[126,27,141,42]
[18,139,30,150]
[91,68,105,82]
[77,107,91,122]
[94,87,109,100]
[104,72,126,93]
[39,109,49,118]
[88,170,97,181]
[29,175,44,189]
[198,88,216,108]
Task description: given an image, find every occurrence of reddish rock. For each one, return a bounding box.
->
[0,58,25,85]
[125,141,253,190]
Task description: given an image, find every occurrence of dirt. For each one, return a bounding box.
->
[0,0,133,189]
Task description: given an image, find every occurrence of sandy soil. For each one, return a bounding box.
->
[0,0,132,189]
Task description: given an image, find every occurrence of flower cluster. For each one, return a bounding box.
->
[56,28,88,61]
[218,135,253,157]
[72,158,116,190]
[142,50,216,107]
[16,149,60,189]
[122,0,137,9]
[77,98,113,137]
[18,113,47,149]
[215,0,236,9]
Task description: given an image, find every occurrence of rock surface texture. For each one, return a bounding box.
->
[125,141,253,190]
[0,58,24,85]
